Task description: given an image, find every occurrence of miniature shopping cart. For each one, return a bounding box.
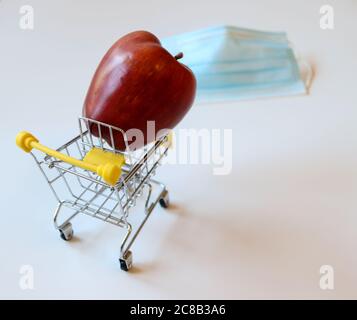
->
[16,117,171,271]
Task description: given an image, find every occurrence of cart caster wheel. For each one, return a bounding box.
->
[59,223,73,241]
[159,191,169,208]
[119,250,133,271]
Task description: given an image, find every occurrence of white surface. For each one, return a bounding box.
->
[1,0,357,299]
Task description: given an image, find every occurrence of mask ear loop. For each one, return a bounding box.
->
[299,59,313,93]
[288,41,313,94]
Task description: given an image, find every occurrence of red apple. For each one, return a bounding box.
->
[83,30,196,151]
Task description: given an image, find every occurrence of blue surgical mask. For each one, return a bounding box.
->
[162,25,311,103]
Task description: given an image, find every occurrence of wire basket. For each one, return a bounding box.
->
[16,117,171,271]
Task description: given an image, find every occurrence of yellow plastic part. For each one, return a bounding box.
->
[83,148,125,168]
[83,148,125,185]
[16,131,39,153]
[16,131,125,186]
[164,131,174,149]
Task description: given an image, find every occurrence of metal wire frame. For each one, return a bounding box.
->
[30,117,170,260]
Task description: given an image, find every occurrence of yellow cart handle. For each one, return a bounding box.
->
[16,131,121,186]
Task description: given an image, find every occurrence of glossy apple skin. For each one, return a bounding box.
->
[83,31,196,151]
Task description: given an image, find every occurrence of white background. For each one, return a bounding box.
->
[0,0,356,299]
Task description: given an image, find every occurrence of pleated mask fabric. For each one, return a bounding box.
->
[162,26,309,103]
